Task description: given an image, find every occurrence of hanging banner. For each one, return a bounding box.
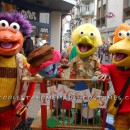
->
[40,84,108,108]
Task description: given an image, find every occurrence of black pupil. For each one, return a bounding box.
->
[119,33,122,36]
[81,32,83,34]
[13,25,17,29]
[91,33,93,36]
[2,23,5,26]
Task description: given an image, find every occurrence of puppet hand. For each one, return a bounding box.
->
[91,76,98,81]
[98,73,109,81]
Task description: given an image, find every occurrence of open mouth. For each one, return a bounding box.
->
[78,43,92,53]
[45,64,55,75]
[0,41,17,49]
[114,53,128,61]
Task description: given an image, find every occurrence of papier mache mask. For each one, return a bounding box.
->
[109,23,130,67]
[27,45,61,78]
[0,12,32,56]
[71,23,103,58]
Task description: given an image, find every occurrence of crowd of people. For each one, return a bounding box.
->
[97,41,113,63]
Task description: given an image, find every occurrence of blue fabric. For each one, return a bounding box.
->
[74,81,87,90]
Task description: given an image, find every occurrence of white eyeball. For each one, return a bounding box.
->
[0,20,9,28]
[118,30,126,39]
[10,22,20,30]
[126,30,130,39]
[79,30,85,35]
[89,32,95,38]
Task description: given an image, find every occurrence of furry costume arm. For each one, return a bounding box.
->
[98,64,114,80]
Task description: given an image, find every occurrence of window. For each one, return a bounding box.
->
[126,11,130,16]
[86,3,90,12]
[129,0,130,5]
[103,4,106,16]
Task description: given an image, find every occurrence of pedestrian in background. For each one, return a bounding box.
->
[104,41,110,62]
[97,45,104,63]
[23,36,34,57]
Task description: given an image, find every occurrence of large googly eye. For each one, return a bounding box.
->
[126,30,130,39]
[10,22,20,30]
[118,30,126,39]
[79,30,85,35]
[0,20,9,28]
[89,32,95,38]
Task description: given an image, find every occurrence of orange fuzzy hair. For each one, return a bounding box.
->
[113,23,130,43]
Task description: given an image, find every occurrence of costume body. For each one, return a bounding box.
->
[58,66,70,79]
[100,23,130,130]
[0,54,30,128]
[102,63,130,130]
[0,54,29,107]
[70,55,101,79]
[102,64,130,113]
[70,23,103,124]
[0,12,36,130]
[28,45,61,117]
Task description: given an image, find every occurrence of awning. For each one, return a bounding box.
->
[27,0,75,15]
[4,0,75,16]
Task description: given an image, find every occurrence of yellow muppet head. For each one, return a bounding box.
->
[72,24,102,58]
[109,23,130,67]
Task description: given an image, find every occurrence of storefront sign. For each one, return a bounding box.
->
[18,7,39,22]
[40,27,49,33]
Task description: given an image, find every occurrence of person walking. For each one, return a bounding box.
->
[97,45,104,63]
[23,36,34,57]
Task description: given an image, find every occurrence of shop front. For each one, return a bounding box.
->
[0,2,51,45]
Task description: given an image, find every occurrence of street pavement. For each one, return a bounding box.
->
[27,83,41,118]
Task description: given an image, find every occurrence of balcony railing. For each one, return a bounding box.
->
[75,14,81,20]
[80,11,94,17]
[81,0,94,4]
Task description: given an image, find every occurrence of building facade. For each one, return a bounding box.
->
[96,0,130,44]
[70,0,97,31]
